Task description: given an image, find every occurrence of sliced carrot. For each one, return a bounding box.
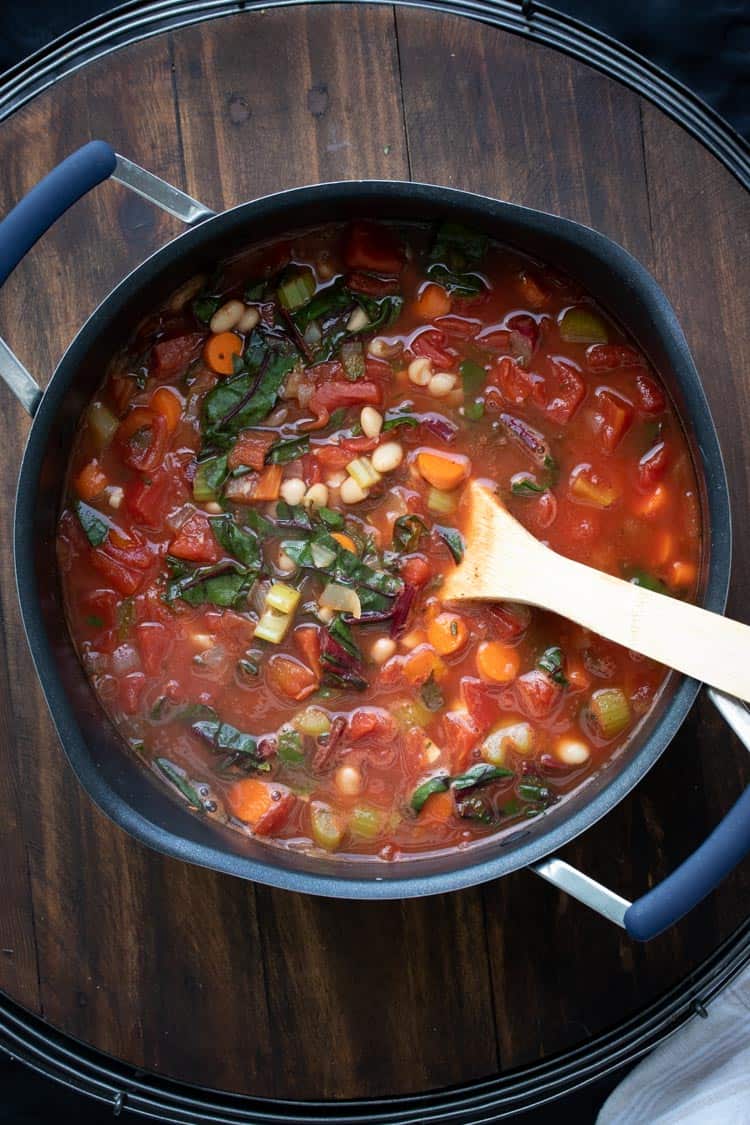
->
[403,643,445,685]
[669,560,697,588]
[226,778,275,824]
[267,655,318,701]
[228,429,276,471]
[415,282,452,321]
[631,483,669,519]
[294,624,322,680]
[416,450,470,491]
[427,612,469,656]
[331,531,357,553]
[75,459,108,501]
[421,789,454,823]
[251,464,283,501]
[204,331,243,375]
[476,641,521,684]
[150,386,183,433]
[566,656,591,692]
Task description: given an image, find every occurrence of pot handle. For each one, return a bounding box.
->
[532,687,750,940]
[0,140,213,416]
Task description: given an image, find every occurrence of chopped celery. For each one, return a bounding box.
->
[254,607,292,643]
[277,269,315,311]
[570,469,619,508]
[350,805,383,839]
[391,697,432,730]
[481,722,534,766]
[310,802,345,850]
[559,306,609,343]
[193,454,228,502]
[427,487,457,514]
[88,402,119,448]
[590,687,631,739]
[265,582,301,615]
[347,456,381,490]
[293,707,332,737]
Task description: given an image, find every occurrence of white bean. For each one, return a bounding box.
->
[317,605,335,624]
[238,305,260,333]
[370,637,396,664]
[204,501,223,515]
[340,477,367,504]
[360,406,383,439]
[107,486,124,509]
[428,371,457,397]
[368,337,402,360]
[304,483,329,509]
[371,441,404,473]
[325,471,347,488]
[280,477,306,505]
[209,299,245,334]
[556,738,591,766]
[346,306,370,333]
[335,764,362,796]
[277,551,296,573]
[408,356,433,386]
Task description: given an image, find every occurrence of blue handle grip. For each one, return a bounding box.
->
[625,784,750,940]
[0,141,117,288]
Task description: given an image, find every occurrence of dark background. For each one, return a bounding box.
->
[0,1,748,1122]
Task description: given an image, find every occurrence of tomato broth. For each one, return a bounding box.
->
[57,220,701,860]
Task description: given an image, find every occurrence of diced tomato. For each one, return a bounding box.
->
[477,328,512,352]
[593,390,634,453]
[169,513,220,564]
[634,372,666,415]
[224,465,282,504]
[346,271,401,297]
[434,315,481,342]
[507,313,540,354]
[125,467,186,527]
[487,356,537,405]
[459,677,498,733]
[308,380,383,422]
[119,672,146,715]
[401,555,432,587]
[365,355,393,382]
[638,441,670,488]
[116,407,169,473]
[254,791,296,837]
[136,621,169,676]
[344,221,403,275]
[227,430,276,472]
[542,357,586,424]
[442,709,481,772]
[294,625,322,681]
[81,589,118,630]
[151,333,205,378]
[301,452,323,486]
[586,344,644,372]
[487,603,531,641]
[314,435,379,471]
[515,670,561,719]
[91,530,155,596]
[348,708,396,743]
[411,329,454,369]
[267,655,318,701]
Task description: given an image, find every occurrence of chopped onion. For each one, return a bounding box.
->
[311,541,337,569]
[320,583,362,619]
[303,320,322,347]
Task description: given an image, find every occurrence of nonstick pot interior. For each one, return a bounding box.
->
[14,182,731,897]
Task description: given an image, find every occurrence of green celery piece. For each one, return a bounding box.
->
[193,454,229,502]
[278,270,316,310]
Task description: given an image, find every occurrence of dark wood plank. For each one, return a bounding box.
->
[0,2,747,1101]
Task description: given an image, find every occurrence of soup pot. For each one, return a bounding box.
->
[2,142,749,941]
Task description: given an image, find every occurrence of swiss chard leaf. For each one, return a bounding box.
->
[627,569,671,596]
[282,531,403,597]
[451,763,514,791]
[192,719,270,771]
[427,263,485,297]
[382,412,419,432]
[393,514,428,553]
[434,525,464,563]
[460,358,486,420]
[538,645,567,686]
[74,499,109,547]
[411,774,450,813]
[192,295,221,324]
[518,777,554,807]
[511,476,545,497]
[266,435,310,464]
[193,454,229,502]
[278,728,306,764]
[430,222,488,267]
[209,516,261,569]
[165,559,257,609]
[155,758,204,809]
[293,281,351,331]
[202,351,297,448]
[354,293,404,333]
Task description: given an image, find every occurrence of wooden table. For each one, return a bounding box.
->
[0,2,749,1109]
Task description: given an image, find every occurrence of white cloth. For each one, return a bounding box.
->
[597,961,750,1124]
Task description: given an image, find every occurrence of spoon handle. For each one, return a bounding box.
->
[533,552,750,701]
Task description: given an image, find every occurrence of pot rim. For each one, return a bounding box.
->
[12,179,732,898]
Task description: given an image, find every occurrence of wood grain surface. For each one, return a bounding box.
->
[0,4,748,1100]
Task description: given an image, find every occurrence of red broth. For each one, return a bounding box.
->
[57,221,701,859]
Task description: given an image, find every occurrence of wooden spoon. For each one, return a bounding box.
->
[441,480,750,702]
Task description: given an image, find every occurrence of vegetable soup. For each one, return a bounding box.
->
[57,220,701,859]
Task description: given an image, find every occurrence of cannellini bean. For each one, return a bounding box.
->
[266,406,289,426]
[335,764,362,796]
[204,500,223,515]
[277,551,296,573]
[360,406,383,439]
[370,636,396,664]
[107,486,124,509]
[369,337,402,359]
[304,483,329,509]
[209,299,245,334]
[428,372,457,397]
[317,606,335,624]
[325,471,347,488]
[280,477,306,505]
[340,477,367,504]
[371,441,404,474]
[238,305,260,333]
[408,356,433,386]
[556,737,591,766]
[346,306,370,333]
